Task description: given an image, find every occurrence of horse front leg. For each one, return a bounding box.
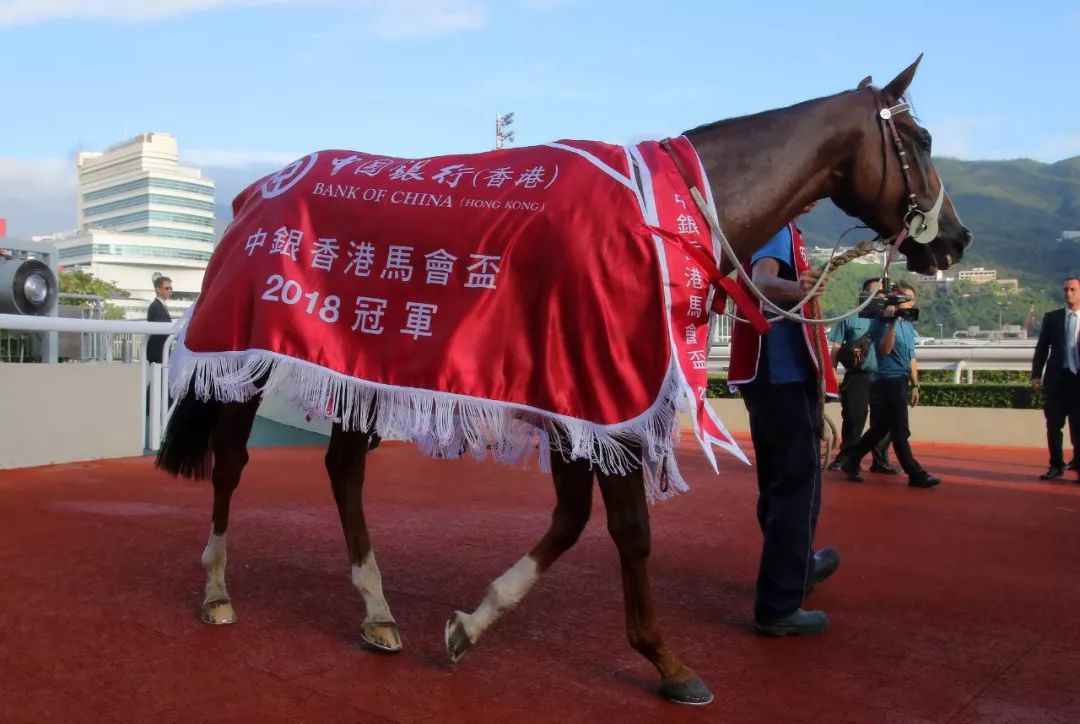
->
[445,452,594,661]
[201,398,260,625]
[596,464,712,706]
[326,423,401,652]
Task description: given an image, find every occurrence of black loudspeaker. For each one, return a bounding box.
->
[0,256,58,316]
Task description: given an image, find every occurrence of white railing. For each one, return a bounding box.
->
[0,312,1041,456]
[708,342,1036,383]
[0,314,178,451]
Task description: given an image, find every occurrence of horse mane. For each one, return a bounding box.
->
[682,88,864,137]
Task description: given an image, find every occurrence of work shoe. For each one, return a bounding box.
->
[1040,466,1065,480]
[840,458,864,482]
[908,472,941,488]
[870,462,902,475]
[754,609,829,637]
[804,547,840,597]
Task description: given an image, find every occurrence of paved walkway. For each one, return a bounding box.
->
[2,437,1078,722]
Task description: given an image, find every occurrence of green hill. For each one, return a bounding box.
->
[797,155,1080,337]
[800,155,1080,296]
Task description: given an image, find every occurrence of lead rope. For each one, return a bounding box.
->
[692,183,888,469]
[687,182,901,470]
[657,139,900,470]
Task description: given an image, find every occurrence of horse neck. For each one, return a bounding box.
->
[685,92,866,259]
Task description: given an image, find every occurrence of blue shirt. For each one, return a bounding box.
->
[868,318,916,380]
[828,316,878,372]
[749,226,811,384]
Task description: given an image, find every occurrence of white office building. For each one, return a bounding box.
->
[36,229,212,318]
[36,132,216,318]
[77,132,215,243]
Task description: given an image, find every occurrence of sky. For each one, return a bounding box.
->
[1,0,1078,237]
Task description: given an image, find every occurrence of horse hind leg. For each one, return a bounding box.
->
[201,398,260,625]
[445,451,594,662]
[326,423,402,652]
[596,463,712,705]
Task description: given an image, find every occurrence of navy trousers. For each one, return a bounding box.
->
[740,380,822,620]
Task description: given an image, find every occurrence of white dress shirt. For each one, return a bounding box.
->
[1065,307,1080,374]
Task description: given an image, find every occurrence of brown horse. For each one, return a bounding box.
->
[155,56,970,706]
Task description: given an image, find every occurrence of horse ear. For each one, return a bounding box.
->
[857,76,873,90]
[883,53,923,99]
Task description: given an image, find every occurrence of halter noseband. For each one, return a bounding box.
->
[876,95,944,245]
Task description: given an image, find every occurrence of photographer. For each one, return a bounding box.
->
[827,278,897,475]
[840,281,941,488]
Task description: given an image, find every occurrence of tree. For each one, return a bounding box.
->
[58,269,127,320]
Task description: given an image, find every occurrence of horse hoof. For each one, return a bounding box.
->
[660,674,713,706]
[361,621,402,653]
[444,611,473,663]
[201,599,237,625]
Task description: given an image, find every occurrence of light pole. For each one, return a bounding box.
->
[495,112,515,149]
[937,323,944,341]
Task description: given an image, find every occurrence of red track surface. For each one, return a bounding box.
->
[3,436,1080,723]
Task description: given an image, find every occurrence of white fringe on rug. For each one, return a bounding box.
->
[168,318,693,502]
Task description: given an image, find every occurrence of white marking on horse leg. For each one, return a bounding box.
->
[200,527,237,624]
[351,551,395,624]
[457,555,540,643]
[201,528,229,605]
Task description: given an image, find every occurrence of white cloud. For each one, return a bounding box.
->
[1031,134,1080,164]
[0,0,287,25]
[481,64,598,103]
[928,113,1080,163]
[0,157,77,238]
[367,0,486,39]
[517,0,571,10]
[929,114,1000,160]
[0,153,292,238]
[0,0,488,36]
[181,148,303,167]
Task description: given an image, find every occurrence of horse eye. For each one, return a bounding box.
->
[920,132,932,151]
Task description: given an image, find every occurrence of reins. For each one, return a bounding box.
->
[658,132,913,470]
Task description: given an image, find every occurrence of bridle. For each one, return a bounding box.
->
[875,90,945,246]
[662,87,947,328]
[658,89,949,468]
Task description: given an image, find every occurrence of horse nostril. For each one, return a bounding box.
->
[963,229,974,248]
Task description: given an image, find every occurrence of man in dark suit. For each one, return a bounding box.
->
[1032,276,1080,481]
[146,276,173,364]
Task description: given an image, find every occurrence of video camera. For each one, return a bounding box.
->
[858,278,920,322]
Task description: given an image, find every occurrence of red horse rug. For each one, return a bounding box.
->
[170,135,747,499]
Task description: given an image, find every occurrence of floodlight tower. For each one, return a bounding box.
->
[495,112,515,149]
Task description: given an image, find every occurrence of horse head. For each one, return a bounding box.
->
[830,55,972,274]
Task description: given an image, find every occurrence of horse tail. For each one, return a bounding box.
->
[155,384,222,480]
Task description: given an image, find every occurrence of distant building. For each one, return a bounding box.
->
[32,132,216,319]
[34,228,210,318]
[953,324,1029,341]
[77,132,214,243]
[957,267,998,284]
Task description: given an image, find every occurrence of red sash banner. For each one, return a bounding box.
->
[727,223,839,396]
[171,136,747,500]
